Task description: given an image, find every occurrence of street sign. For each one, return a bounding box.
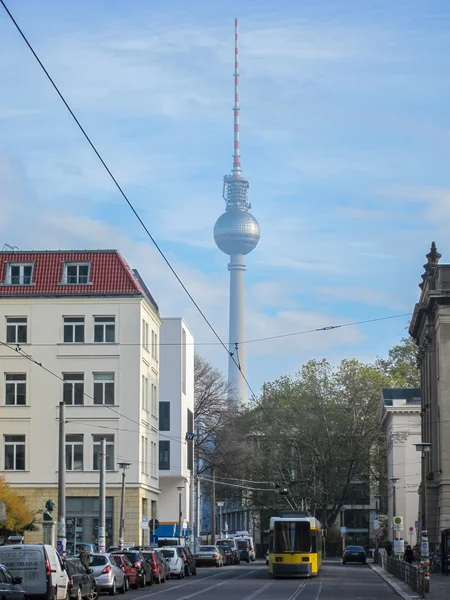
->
[150,535,158,544]
[182,519,188,530]
[409,526,414,533]
[140,521,149,529]
[185,432,195,441]
[373,514,379,521]
[142,516,148,522]
[374,520,380,530]
[56,539,64,556]
[340,526,347,534]
[393,516,404,531]
[0,502,6,522]
[415,520,419,530]
[149,518,159,533]
[225,522,228,532]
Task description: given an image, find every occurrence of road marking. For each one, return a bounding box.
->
[242,581,273,599]
[175,568,261,600]
[288,578,309,600]
[134,567,239,598]
[314,577,323,599]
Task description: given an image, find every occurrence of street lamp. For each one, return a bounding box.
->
[177,486,184,545]
[217,502,225,537]
[389,477,400,546]
[118,462,131,549]
[414,443,432,559]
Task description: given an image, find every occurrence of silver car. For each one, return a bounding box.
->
[89,553,126,595]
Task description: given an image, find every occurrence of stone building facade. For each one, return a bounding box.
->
[410,242,450,550]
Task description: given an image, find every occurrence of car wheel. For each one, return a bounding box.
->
[132,580,139,590]
[109,580,116,596]
[139,575,145,588]
[87,586,99,600]
[76,587,82,600]
[192,568,197,576]
[177,571,183,579]
[246,559,250,563]
[119,579,126,594]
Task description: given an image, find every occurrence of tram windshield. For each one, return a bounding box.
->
[273,521,312,553]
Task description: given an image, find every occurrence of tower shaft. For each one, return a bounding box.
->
[228,254,247,404]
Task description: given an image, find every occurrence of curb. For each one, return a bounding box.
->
[369,562,421,599]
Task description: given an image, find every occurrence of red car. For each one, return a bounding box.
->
[111,554,139,589]
[141,551,166,584]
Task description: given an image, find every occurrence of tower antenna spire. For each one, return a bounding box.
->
[232,17,242,178]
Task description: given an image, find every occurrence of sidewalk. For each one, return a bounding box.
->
[369,561,449,599]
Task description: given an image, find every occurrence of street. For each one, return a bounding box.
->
[120,560,399,599]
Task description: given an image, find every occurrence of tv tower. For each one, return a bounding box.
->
[214,18,260,405]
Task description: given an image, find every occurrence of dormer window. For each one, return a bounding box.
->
[5,263,33,285]
[63,262,90,285]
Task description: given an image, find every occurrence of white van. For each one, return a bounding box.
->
[233,535,256,561]
[0,544,68,600]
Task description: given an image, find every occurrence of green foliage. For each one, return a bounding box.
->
[374,337,420,388]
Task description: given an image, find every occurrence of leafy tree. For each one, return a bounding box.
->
[374,337,419,388]
[0,476,38,541]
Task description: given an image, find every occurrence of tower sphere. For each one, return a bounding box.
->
[214,208,260,256]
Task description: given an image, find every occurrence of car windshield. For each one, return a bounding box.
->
[142,553,154,562]
[121,553,139,562]
[199,546,216,552]
[160,550,174,558]
[90,556,107,566]
[346,546,364,552]
[238,541,249,548]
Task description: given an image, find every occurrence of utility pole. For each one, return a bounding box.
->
[57,402,66,555]
[217,501,224,537]
[98,438,106,553]
[195,472,200,552]
[189,470,194,547]
[211,467,216,544]
[177,486,184,545]
[118,462,131,549]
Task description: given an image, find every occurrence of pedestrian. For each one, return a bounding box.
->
[385,540,393,557]
[77,545,90,571]
[404,545,414,564]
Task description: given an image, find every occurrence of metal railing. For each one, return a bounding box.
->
[376,553,428,598]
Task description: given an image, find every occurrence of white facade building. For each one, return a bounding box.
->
[380,388,422,544]
[158,318,194,542]
[0,250,161,547]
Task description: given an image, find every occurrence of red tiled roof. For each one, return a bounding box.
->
[0,250,143,297]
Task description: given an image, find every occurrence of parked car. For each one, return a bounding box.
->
[110,550,152,587]
[265,549,269,566]
[0,563,27,600]
[0,543,68,600]
[141,551,166,584]
[158,548,185,579]
[154,550,170,582]
[88,553,126,595]
[110,554,138,590]
[342,545,367,565]
[73,544,97,556]
[194,546,223,568]
[174,546,197,576]
[218,545,233,566]
[237,540,251,563]
[64,557,97,600]
[234,536,256,561]
[216,539,240,564]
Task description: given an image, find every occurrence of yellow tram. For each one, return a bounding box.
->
[268,515,322,578]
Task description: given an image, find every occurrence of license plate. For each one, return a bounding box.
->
[352,553,359,556]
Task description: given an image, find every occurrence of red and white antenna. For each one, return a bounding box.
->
[232,17,242,178]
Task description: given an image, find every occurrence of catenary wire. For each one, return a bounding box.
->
[0,312,412,348]
[0,0,252,397]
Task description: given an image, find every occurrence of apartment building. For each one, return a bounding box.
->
[157,318,194,542]
[0,250,161,548]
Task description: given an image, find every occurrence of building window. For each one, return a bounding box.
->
[6,317,27,344]
[142,320,149,350]
[182,329,187,394]
[63,374,84,406]
[151,383,157,416]
[141,436,148,475]
[187,408,194,471]
[94,317,115,343]
[63,317,85,343]
[141,375,148,411]
[93,435,114,470]
[151,331,158,359]
[63,262,90,285]
[5,263,33,285]
[159,402,170,431]
[151,442,157,477]
[66,434,84,471]
[93,373,115,405]
[4,435,25,470]
[159,440,170,470]
[5,374,26,406]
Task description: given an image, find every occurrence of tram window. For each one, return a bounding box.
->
[274,522,311,553]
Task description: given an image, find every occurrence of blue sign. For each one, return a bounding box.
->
[150,535,158,544]
[374,514,379,520]
[56,539,63,556]
[185,432,195,441]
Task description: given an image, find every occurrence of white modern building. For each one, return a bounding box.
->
[157,318,194,542]
[0,249,161,547]
[380,388,422,544]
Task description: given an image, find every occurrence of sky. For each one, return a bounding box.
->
[1,0,450,396]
